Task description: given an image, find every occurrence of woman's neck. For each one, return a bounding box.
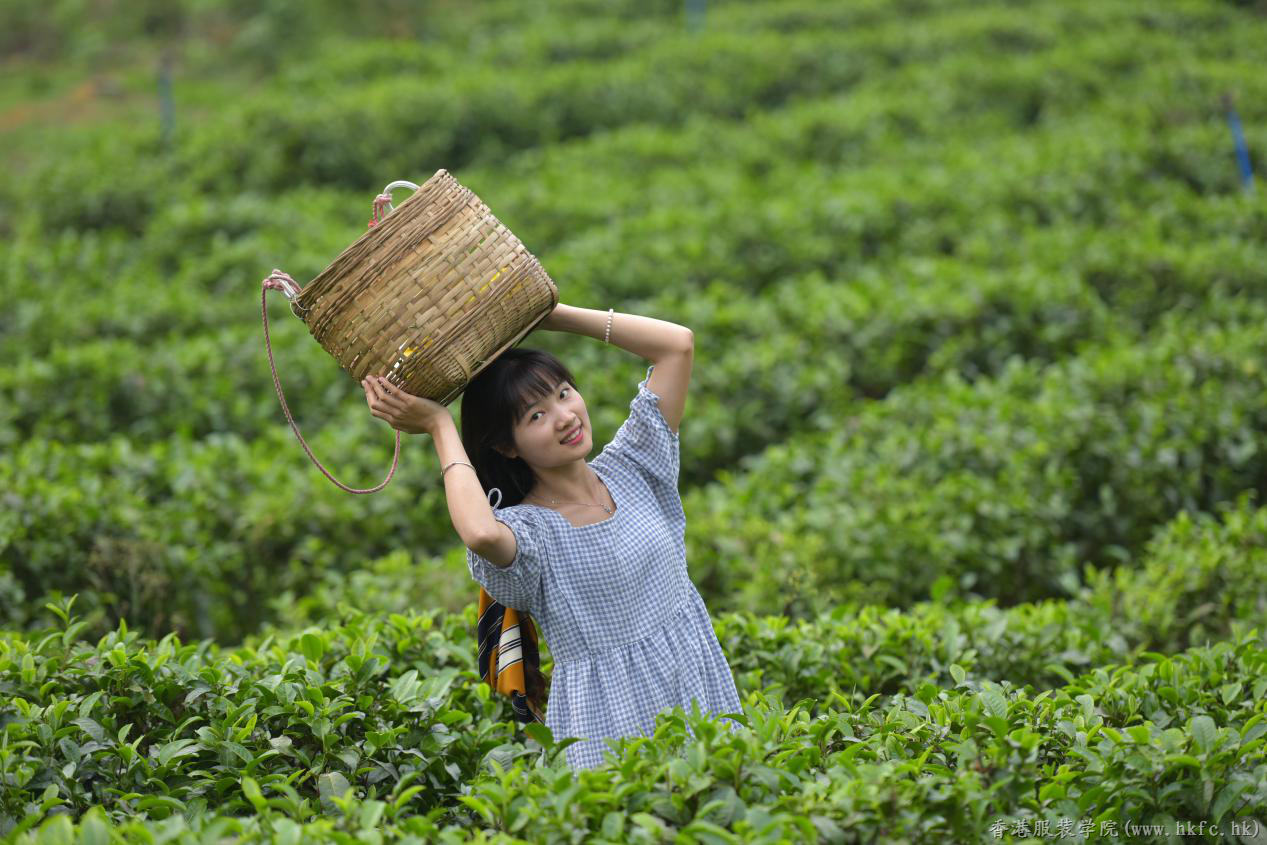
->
[525,461,602,504]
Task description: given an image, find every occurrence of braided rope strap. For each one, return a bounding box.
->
[261,269,401,494]
[368,192,393,227]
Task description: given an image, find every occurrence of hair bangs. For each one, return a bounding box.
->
[506,359,571,426]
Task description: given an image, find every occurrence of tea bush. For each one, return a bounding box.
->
[3,596,1263,840]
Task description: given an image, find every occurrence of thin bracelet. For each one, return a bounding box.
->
[442,460,475,477]
[604,308,614,343]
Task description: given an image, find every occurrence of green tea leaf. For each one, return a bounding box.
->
[980,686,1008,720]
[1189,715,1217,754]
[299,633,325,664]
[1211,782,1249,824]
[524,722,555,749]
[1220,682,1242,707]
[241,775,267,813]
[457,795,495,825]
[318,771,352,812]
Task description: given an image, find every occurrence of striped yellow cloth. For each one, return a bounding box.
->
[476,586,546,724]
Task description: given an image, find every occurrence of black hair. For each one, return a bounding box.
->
[461,346,578,508]
[461,347,577,716]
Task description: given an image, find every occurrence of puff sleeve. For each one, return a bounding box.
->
[601,364,681,489]
[466,507,547,615]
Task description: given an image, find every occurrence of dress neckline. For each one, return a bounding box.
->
[521,462,620,529]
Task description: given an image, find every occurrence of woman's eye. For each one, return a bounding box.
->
[527,389,568,422]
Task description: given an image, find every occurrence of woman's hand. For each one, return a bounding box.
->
[362,375,449,435]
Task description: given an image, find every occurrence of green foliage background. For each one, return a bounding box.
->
[1,0,1266,841]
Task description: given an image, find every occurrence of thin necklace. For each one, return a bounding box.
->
[529,496,613,514]
[527,487,613,514]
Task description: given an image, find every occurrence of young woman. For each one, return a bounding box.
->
[360,303,743,771]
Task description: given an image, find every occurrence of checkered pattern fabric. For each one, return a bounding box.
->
[468,364,743,771]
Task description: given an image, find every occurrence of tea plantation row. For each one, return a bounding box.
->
[10,0,1234,236]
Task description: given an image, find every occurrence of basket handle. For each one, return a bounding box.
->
[261,269,401,494]
[370,180,422,227]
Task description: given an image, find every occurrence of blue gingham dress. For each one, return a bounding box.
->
[467,364,743,771]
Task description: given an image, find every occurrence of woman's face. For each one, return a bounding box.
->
[503,379,592,468]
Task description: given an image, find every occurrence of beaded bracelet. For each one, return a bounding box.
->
[604,308,614,343]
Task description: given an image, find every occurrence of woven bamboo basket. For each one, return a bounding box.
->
[260,168,559,493]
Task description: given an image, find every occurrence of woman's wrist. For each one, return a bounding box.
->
[537,303,621,347]
[423,410,457,438]
[540,302,572,332]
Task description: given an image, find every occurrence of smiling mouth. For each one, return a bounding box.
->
[561,426,583,445]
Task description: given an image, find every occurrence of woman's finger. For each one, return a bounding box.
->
[366,386,399,425]
[373,377,409,413]
[364,376,391,407]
